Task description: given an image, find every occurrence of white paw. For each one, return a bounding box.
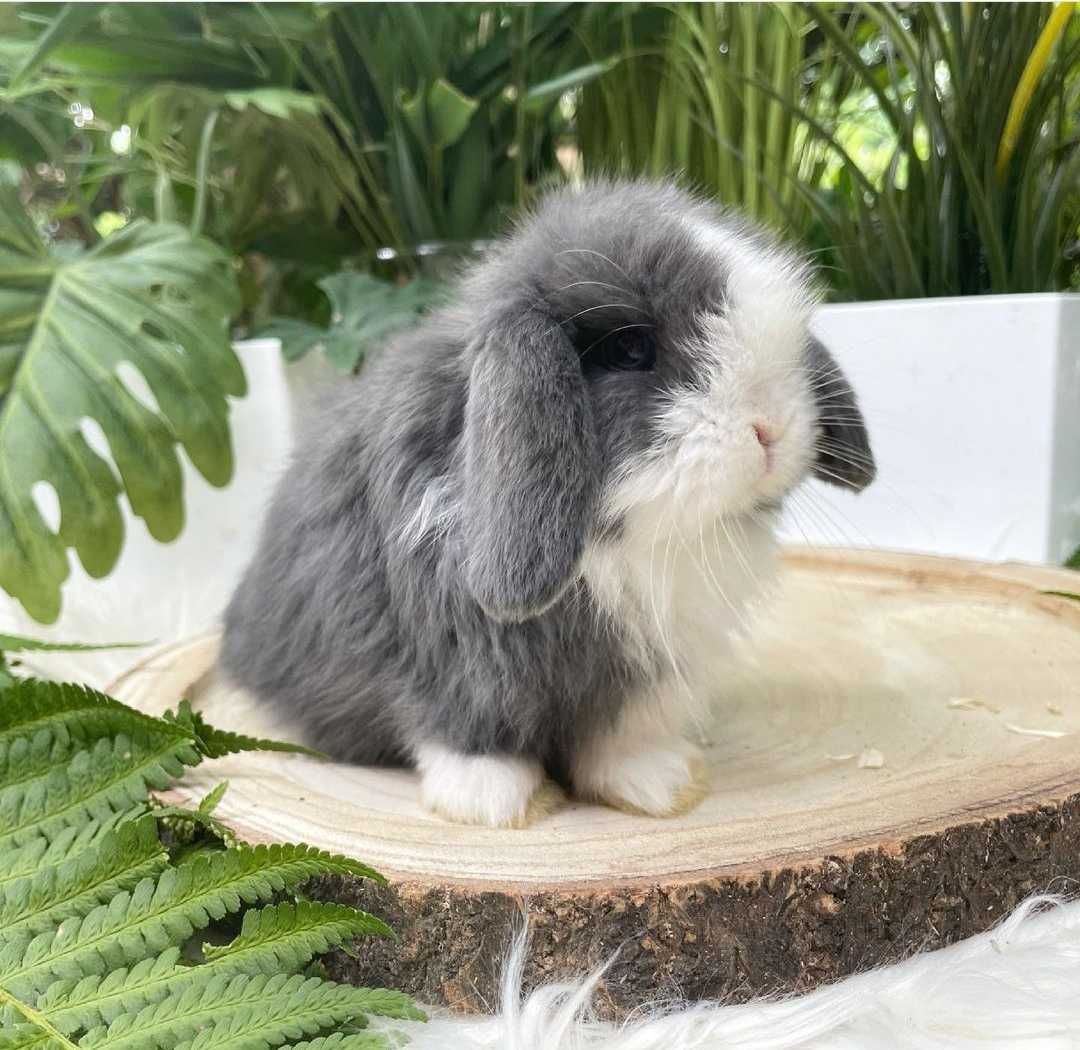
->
[573,735,707,816]
[415,743,546,828]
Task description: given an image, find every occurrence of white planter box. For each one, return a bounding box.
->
[783,293,1080,565]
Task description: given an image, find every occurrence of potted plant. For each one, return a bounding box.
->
[786,4,1080,564]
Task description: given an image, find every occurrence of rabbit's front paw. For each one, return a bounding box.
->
[416,743,556,828]
[573,735,708,817]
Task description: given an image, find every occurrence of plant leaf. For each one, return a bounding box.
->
[197,780,229,815]
[163,699,327,761]
[0,680,188,752]
[525,59,620,110]
[0,189,243,623]
[223,88,323,121]
[0,814,166,940]
[257,317,328,364]
[281,1036,388,1050]
[40,898,393,1033]
[0,634,146,655]
[78,971,413,1050]
[0,842,387,1003]
[203,899,393,971]
[262,273,444,372]
[0,817,133,887]
[425,78,478,149]
[281,1036,389,1050]
[0,729,199,855]
[1,3,101,96]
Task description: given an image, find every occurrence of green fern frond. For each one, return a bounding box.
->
[1,843,387,1002]
[0,817,129,886]
[0,815,166,939]
[0,731,199,853]
[0,1024,62,1050]
[36,948,187,1032]
[0,732,72,795]
[280,1036,390,1050]
[164,700,325,760]
[0,678,413,1046]
[204,900,393,973]
[0,681,182,751]
[41,898,387,1032]
[79,972,418,1050]
[0,986,77,1050]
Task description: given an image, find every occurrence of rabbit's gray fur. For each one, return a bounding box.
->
[220,179,874,797]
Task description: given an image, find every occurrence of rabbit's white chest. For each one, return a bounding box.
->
[581,508,778,729]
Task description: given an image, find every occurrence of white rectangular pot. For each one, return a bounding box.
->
[784,293,1080,565]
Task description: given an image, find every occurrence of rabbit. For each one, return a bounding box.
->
[219,178,875,828]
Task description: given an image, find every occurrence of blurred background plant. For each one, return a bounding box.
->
[4,2,1077,320]
[574,2,1080,298]
[1,1,1078,620]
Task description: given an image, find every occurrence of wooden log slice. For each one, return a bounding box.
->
[109,548,1080,1016]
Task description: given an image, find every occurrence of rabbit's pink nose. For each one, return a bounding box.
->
[752,422,775,449]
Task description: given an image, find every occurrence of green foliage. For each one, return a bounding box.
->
[202,901,394,971]
[0,675,421,1048]
[0,185,244,623]
[0,680,188,749]
[576,2,1079,298]
[281,1037,389,1050]
[577,3,820,235]
[0,839,391,1003]
[0,815,167,939]
[75,972,419,1050]
[164,699,330,762]
[0,634,145,656]
[0,3,596,299]
[262,273,448,372]
[0,729,200,852]
[787,3,1080,299]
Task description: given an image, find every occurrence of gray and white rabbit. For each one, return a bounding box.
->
[220,179,875,827]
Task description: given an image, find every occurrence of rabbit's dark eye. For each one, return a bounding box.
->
[596,328,656,371]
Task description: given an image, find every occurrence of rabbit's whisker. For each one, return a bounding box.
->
[554,247,635,286]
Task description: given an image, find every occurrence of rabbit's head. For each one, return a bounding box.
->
[457,180,874,621]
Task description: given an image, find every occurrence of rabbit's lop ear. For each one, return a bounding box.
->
[461,310,600,622]
[807,336,876,492]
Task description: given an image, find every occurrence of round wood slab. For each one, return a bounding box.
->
[109,548,1080,1015]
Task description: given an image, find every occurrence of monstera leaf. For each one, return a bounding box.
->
[0,189,243,623]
